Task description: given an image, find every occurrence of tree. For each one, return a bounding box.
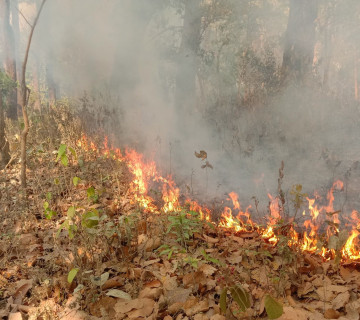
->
[20,0,47,188]
[174,0,202,115]
[0,0,18,120]
[281,0,318,84]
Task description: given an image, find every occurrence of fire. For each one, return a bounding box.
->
[77,135,360,263]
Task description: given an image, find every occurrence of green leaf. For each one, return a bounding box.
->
[73,176,81,186]
[220,287,227,314]
[56,144,67,162]
[43,201,49,210]
[68,147,77,159]
[264,294,283,319]
[67,206,76,219]
[44,209,57,220]
[229,285,250,312]
[46,192,52,201]
[106,289,131,299]
[82,209,99,228]
[68,268,79,284]
[61,154,68,166]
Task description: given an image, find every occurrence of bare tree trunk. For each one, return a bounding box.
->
[0,91,10,169]
[174,0,202,115]
[20,0,47,188]
[281,0,318,84]
[0,0,18,120]
[10,0,22,113]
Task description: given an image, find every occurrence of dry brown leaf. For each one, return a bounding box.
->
[324,308,341,319]
[297,281,314,297]
[161,275,178,291]
[193,313,209,320]
[332,291,350,310]
[13,280,32,305]
[168,302,184,314]
[101,276,124,290]
[138,286,163,300]
[203,234,219,244]
[89,296,116,317]
[127,298,155,319]
[278,306,309,320]
[183,271,207,287]
[198,264,216,276]
[165,287,192,305]
[8,313,23,320]
[185,300,209,317]
[194,151,207,160]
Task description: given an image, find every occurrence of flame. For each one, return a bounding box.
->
[76,135,360,263]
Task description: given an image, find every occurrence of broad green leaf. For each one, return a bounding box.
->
[67,206,76,218]
[230,285,250,312]
[56,144,67,162]
[46,192,52,200]
[73,177,81,186]
[61,154,68,166]
[106,289,131,300]
[220,288,227,314]
[82,209,99,228]
[264,294,283,319]
[68,268,79,284]
[43,201,49,210]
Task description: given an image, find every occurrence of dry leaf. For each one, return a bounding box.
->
[13,280,32,305]
[332,291,350,310]
[8,313,23,320]
[185,300,209,316]
[324,308,340,319]
[138,286,163,299]
[195,150,207,160]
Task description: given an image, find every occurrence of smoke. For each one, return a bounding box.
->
[6,0,360,214]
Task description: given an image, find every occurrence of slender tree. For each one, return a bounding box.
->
[0,0,18,120]
[20,0,47,188]
[175,0,202,115]
[281,0,318,84]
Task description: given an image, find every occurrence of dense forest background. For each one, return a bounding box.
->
[1,0,360,209]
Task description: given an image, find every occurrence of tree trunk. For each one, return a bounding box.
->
[0,0,18,120]
[281,0,318,84]
[11,0,22,113]
[20,0,47,188]
[174,0,202,115]
[0,91,10,169]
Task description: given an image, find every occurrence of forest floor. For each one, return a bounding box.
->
[1,133,360,320]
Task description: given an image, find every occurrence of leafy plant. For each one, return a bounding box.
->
[167,209,201,248]
[87,186,99,203]
[56,143,77,167]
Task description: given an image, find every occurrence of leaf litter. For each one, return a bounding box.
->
[1,143,360,319]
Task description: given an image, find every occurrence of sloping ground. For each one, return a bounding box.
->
[1,141,360,320]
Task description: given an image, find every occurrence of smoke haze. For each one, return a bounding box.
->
[4,0,360,214]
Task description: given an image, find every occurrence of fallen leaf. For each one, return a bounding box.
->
[106,289,132,299]
[13,280,32,305]
[332,291,350,310]
[324,308,340,319]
